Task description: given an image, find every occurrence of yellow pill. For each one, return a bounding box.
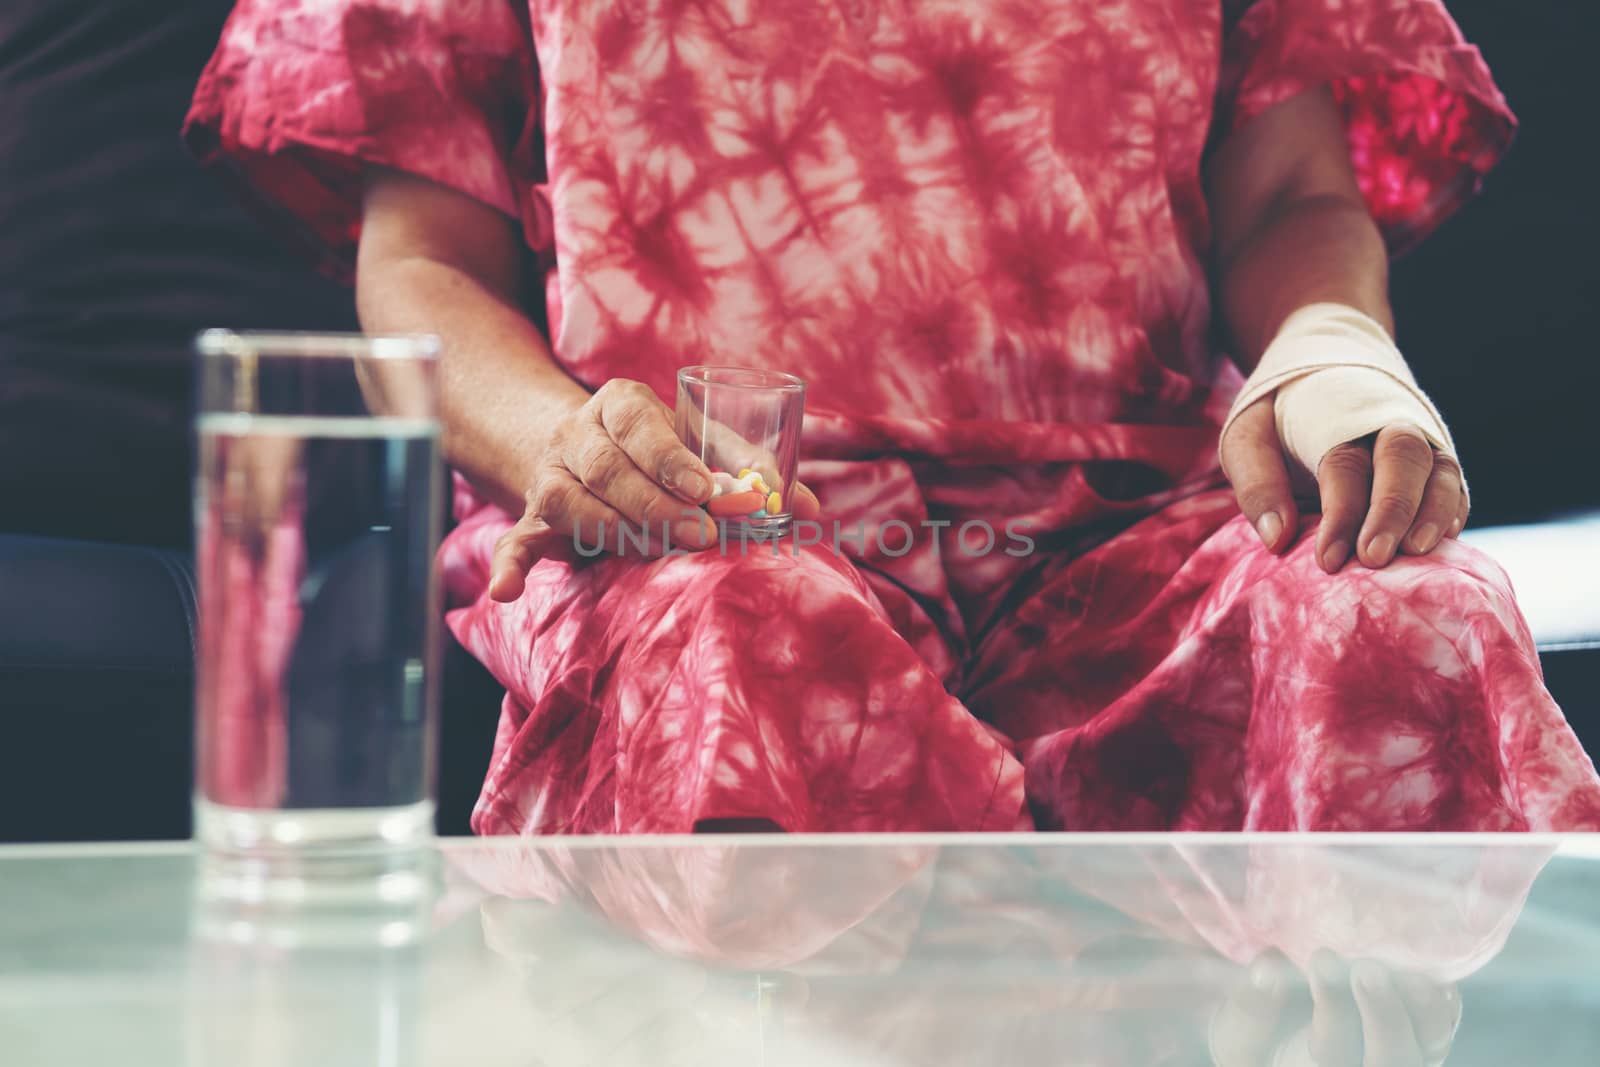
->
[737,469,754,479]
[766,490,782,514]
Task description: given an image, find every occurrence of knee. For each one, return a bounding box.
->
[1251,542,1534,831]
[1256,538,1527,664]
[1251,539,1536,720]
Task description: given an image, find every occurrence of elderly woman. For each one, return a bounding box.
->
[188,0,1600,833]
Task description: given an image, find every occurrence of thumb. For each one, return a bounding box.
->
[1209,953,1294,1067]
[1220,396,1298,553]
[488,513,567,603]
[792,482,822,521]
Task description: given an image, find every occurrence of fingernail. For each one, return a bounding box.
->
[1447,516,1464,538]
[669,468,711,501]
[488,571,519,602]
[1367,532,1397,565]
[1409,523,1439,554]
[1322,540,1350,572]
[1255,511,1283,548]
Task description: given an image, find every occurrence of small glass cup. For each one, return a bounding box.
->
[193,330,443,895]
[674,366,806,538]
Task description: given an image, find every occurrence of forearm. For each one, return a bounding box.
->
[356,254,587,513]
[1215,192,1392,369]
[1206,89,1466,570]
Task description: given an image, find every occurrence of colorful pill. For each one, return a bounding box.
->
[706,490,765,517]
[766,491,782,514]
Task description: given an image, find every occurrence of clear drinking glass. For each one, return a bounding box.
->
[674,366,806,538]
[193,330,443,885]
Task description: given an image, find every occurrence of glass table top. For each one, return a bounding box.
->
[2,834,1597,1065]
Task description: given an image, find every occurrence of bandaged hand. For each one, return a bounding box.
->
[1218,304,1469,573]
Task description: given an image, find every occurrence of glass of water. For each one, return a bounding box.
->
[193,330,443,887]
[674,366,806,538]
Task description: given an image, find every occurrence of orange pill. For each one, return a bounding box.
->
[706,490,765,517]
[766,491,782,514]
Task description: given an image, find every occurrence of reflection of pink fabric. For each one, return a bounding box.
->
[187,1,1600,831]
[1035,841,1553,983]
[453,840,1548,1065]
[195,505,304,809]
[454,840,940,971]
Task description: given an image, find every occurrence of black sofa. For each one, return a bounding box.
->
[1,1,1595,842]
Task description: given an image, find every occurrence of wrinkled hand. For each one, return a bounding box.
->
[1221,399,1469,574]
[1210,950,1461,1067]
[488,379,717,600]
[488,378,821,602]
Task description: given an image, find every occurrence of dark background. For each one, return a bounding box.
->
[0,0,356,547]
[1391,2,1599,526]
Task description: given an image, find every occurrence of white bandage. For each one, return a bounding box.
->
[1220,303,1457,488]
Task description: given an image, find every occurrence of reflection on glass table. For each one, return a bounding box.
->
[1,836,1597,1066]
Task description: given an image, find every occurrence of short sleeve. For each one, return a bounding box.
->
[1216,0,1515,255]
[184,0,541,282]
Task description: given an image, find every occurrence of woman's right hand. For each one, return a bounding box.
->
[488,379,721,601]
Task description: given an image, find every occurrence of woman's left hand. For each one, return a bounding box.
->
[1220,397,1470,574]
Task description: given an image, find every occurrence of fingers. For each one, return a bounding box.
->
[1355,425,1433,568]
[510,378,816,573]
[490,469,637,602]
[223,435,304,546]
[1317,426,1466,571]
[1220,397,1299,553]
[1315,440,1373,574]
[579,384,716,548]
[792,482,822,521]
[595,380,713,503]
[489,507,565,602]
[1400,452,1465,557]
[528,466,636,547]
[562,422,714,547]
[1443,472,1470,542]
[1349,961,1427,1067]
[1209,954,1293,1067]
[1307,950,1364,1067]
[1391,973,1461,1065]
